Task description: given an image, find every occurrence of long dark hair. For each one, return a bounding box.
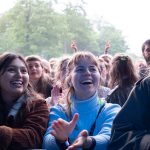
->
[109,53,138,89]
[0,52,42,100]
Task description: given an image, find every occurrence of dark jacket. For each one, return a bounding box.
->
[108,76,150,150]
[106,85,134,106]
[0,95,49,150]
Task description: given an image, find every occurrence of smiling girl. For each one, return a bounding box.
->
[42,51,121,150]
[0,53,49,149]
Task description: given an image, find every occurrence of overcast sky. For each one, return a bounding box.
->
[0,0,150,56]
[85,0,150,56]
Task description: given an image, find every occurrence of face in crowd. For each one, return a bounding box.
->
[0,54,29,101]
[68,52,101,100]
[59,59,69,83]
[142,43,150,66]
[27,59,43,82]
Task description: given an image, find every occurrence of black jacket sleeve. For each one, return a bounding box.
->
[108,76,150,150]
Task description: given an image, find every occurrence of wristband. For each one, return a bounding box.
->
[56,139,70,150]
[83,137,96,150]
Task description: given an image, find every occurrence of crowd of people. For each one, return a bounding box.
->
[0,39,150,149]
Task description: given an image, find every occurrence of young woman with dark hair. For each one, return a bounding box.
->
[106,53,138,106]
[0,52,49,149]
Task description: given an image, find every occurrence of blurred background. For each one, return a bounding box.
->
[0,0,149,60]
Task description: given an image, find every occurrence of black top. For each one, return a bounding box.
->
[106,85,134,106]
[108,76,150,150]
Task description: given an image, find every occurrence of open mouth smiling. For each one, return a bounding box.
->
[81,80,93,85]
[11,80,23,88]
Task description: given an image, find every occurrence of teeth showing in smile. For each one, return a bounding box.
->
[81,80,92,84]
[11,81,23,87]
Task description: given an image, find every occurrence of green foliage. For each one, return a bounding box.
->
[97,22,129,55]
[0,0,128,58]
[63,3,99,54]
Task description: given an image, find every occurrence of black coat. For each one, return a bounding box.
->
[106,85,134,106]
[108,76,150,150]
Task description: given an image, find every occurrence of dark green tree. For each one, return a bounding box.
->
[95,20,129,55]
[63,2,99,54]
[0,0,129,58]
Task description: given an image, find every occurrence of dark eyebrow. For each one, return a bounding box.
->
[89,65,96,67]
[7,65,27,68]
[7,65,17,68]
[76,65,96,67]
[76,65,83,67]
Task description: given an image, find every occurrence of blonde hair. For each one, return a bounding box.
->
[63,51,101,115]
[55,56,70,88]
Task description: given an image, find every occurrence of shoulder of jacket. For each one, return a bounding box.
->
[107,85,119,96]
[135,78,144,85]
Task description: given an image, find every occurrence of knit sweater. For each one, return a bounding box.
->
[42,93,121,150]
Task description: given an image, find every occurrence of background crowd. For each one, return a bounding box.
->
[0,39,150,149]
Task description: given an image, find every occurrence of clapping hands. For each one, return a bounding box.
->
[67,130,92,150]
[50,113,79,142]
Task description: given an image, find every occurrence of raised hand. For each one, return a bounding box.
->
[71,41,78,52]
[104,41,110,54]
[50,85,61,106]
[50,113,79,142]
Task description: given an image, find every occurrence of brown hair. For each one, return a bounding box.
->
[0,52,42,100]
[55,56,70,88]
[142,39,150,52]
[26,55,52,98]
[0,53,28,75]
[109,53,138,88]
[26,55,42,63]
